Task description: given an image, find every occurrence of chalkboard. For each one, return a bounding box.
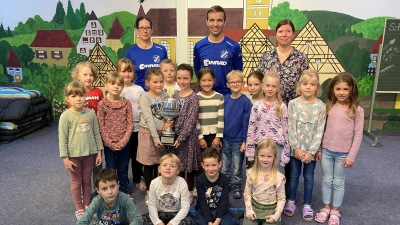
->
[377,19,400,93]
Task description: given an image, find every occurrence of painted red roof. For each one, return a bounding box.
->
[107,17,125,39]
[370,34,383,54]
[6,48,21,68]
[137,4,145,18]
[223,29,248,42]
[30,30,75,48]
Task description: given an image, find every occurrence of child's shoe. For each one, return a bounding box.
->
[233,186,242,199]
[145,191,149,205]
[283,201,296,216]
[137,177,147,191]
[192,187,198,198]
[302,206,314,221]
[75,209,85,221]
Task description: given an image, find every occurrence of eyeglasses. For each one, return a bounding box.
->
[227,81,243,85]
[137,27,152,31]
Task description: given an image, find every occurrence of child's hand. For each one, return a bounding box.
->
[156,222,164,225]
[199,138,207,148]
[265,215,276,223]
[294,148,303,160]
[212,137,222,149]
[173,140,180,148]
[302,152,313,164]
[154,140,163,148]
[240,142,246,152]
[95,153,102,166]
[315,151,322,162]
[343,159,354,168]
[63,158,77,172]
[246,213,257,220]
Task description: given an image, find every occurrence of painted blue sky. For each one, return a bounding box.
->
[1,0,399,29]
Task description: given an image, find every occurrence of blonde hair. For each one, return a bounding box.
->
[71,61,99,81]
[159,153,182,171]
[160,58,176,69]
[226,70,244,81]
[295,70,322,97]
[249,139,278,185]
[262,72,284,118]
[117,58,135,73]
[64,80,86,98]
[105,71,124,85]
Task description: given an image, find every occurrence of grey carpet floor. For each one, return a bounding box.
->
[0,123,399,224]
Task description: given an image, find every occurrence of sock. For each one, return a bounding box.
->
[304,204,311,208]
[288,200,295,204]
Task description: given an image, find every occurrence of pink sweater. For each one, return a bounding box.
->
[97,98,133,150]
[322,104,364,162]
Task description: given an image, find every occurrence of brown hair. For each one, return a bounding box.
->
[262,72,284,118]
[197,67,215,81]
[247,71,264,84]
[135,16,152,29]
[202,147,221,162]
[249,139,278,184]
[326,72,359,116]
[64,80,86,97]
[71,61,99,81]
[275,19,295,32]
[105,71,124,85]
[206,5,226,21]
[177,63,194,78]
[117,58,135,73]
[94,168,118,189]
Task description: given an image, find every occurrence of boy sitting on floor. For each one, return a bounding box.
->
[78,168,143,225]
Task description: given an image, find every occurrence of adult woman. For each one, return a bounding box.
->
[257,19,309,105]
[125,16,168,90]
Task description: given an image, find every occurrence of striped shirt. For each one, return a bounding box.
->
[197,92,224,139]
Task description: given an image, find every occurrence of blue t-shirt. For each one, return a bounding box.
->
[125,43,168,90]
[193,36,243,95]
[223,94,252,142]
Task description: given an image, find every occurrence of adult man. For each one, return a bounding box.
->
[193,5,243,95]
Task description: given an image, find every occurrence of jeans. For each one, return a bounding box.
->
[221,140,244,187]
[287,156,316,205]
[193,209,240,225]
[321,148,348,207]
[104,143,130,193]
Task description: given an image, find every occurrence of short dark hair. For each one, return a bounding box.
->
[207,5,226,21]
[275,19,295,32]
[135,16,152,29]
[197,67,215,81]
[94,168,118,189]
[177,63,194,78]
[202,147,221,162]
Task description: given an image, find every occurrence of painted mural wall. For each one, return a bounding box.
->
[0,0,399,131]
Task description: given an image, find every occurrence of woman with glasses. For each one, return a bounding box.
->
[125,16,168,91]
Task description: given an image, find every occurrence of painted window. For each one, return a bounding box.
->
[36,50,47,59]
[83,37,88,43]
[52,51,63,59]
[86,30,91,36]
[109,41,112,45]
[91,22,96,28]
[253,10,257,17]
[96,37,101,43]
[80,48,86,53]
[259,10,262,16]
[92,30,97,36]
[159,40,171,59]
[99,30,104,35]
[90,37,95,43]
[188,41,194,66]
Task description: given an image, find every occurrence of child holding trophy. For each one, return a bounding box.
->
[173,63,201,197]
[137,68,168,202]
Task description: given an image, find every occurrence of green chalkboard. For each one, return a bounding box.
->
[377,19,400,93]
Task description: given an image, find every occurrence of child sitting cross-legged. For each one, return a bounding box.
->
[78,168,143,225]
[192,147,240,225]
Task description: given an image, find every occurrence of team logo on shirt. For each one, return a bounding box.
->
[203,59,227,66]
[153,55,161,63]
[221,50,228,59]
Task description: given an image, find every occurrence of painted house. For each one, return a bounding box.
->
[30,30,75,66]
[77,11,108,56]
[106,17,125,52]
[368,34,383,76]
[244,0,272,29]
[6,48,22,83]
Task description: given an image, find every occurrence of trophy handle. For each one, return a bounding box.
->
[178,98,185,115]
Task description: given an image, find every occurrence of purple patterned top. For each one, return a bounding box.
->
[246,100,290,166]
[257,48,309,105]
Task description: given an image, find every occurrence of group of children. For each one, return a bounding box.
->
[59,58,364,225]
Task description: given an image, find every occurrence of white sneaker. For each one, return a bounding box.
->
[145,191,149,205]
[192,187,198,198]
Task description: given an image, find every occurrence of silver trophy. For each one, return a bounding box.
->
[156,93,184,146]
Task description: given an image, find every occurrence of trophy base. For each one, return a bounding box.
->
[160,135,176,146]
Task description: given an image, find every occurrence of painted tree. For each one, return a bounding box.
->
[7,26,13,37]
[268,2,308,30]
[67,0,80,29]
[0,40,12,74]
[102,45,118,66]
[351,17,390,40]
[0,23,7,38]
[15,44,35,68]
[79,3,89,27]
[68,47,87,70]
[117,43,133,59]
[335,41,371,78]
[120,27,134,45]
[52,1,66,25]
[356,75,374,99]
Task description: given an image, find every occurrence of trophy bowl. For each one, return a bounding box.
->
[157,93,184,146]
